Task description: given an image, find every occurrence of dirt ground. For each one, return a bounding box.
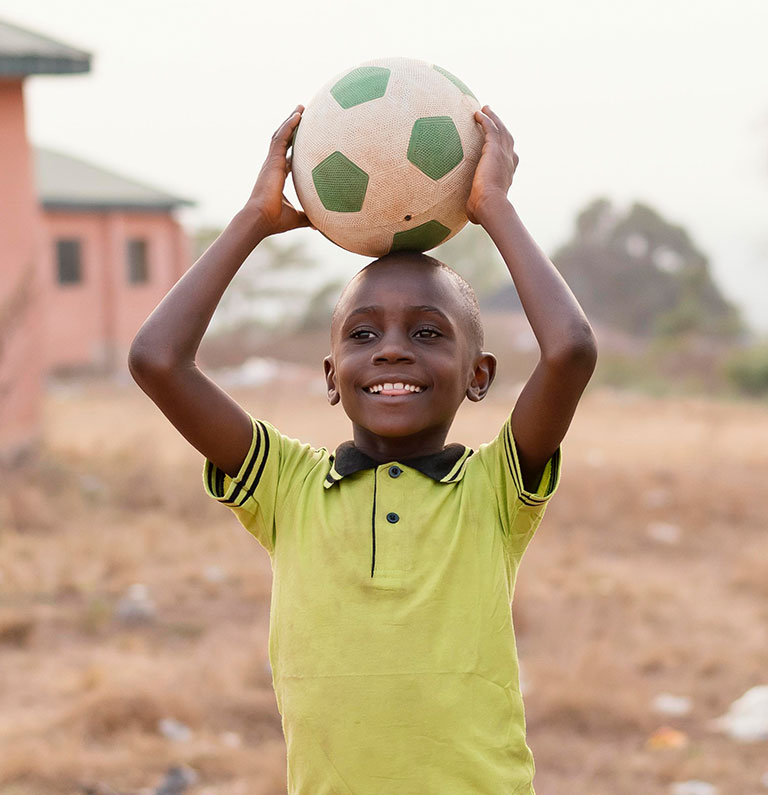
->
[1,376,767,794]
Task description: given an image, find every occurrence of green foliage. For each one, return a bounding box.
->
[552,198,746,340]
[436,223,511,300]
[197,229,330,336]
[297,279,345,332]
[725,343,768,396]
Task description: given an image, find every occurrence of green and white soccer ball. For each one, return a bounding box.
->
[292,57,483,257]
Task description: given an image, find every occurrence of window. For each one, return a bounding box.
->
[126,238,149,284]
[56,239,83,285]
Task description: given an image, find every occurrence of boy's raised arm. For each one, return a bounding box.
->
[128,105,312,477]
[467,106,598,493]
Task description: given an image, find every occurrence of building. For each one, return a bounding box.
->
[35,147,192,373]
[0,18,193,458]
[0,18,90,457]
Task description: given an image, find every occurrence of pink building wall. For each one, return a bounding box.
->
[0,79,43,456]
[39,210,189,372]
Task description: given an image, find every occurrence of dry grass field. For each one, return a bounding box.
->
[1,375,767,794]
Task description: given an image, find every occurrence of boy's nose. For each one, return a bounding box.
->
[372,335,414,363]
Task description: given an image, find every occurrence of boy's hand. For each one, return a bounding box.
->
[244,105,315,237]
[466,105,519,225]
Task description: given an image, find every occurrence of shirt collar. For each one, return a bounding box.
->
[324,441,473,489]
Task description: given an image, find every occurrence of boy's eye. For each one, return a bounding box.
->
[414,327,441,338]
[349,329,376,340]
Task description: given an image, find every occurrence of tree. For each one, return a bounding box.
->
[551,198,744,339]
[434,222,511,301]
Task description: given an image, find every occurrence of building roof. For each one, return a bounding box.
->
[34,147,195,212]
[0,19,91,76]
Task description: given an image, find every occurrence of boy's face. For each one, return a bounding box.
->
[324,260,496,459]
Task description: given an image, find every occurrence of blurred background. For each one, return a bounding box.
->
[0,1,766,793]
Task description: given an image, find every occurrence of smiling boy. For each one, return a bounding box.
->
[129,103,597,794]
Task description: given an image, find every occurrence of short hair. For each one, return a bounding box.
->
[331,252,484,350]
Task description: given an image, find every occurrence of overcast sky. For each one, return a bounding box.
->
[3,0,767,329]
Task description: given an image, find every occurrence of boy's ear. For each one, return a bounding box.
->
[466,352,497,402]
[323,355,340,405]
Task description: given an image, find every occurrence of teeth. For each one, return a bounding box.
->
[367,383,423,393]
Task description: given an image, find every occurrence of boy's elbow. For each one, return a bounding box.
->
[547,321,598,373]
[127,332,176,385]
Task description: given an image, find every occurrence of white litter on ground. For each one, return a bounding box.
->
[670,781,719,795]
[711,685,768,742]
[114,583,156,624]
[646,521,682,544]
[157,717,192,743]
[652,693,693,716]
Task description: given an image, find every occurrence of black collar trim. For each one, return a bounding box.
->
[324,441,473,488]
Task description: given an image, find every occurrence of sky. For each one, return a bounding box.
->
[3,0,767,330]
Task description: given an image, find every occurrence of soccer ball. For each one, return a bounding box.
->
[291,57,483,257]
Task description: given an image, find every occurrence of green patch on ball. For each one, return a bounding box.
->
[432,65,477,100]
[390,220,451,253]
[331,67,391,109]
[407,117,464,180]
[312,152,370,212]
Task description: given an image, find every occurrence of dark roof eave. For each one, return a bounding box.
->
[41,199,196,213]
[0,54,91,76]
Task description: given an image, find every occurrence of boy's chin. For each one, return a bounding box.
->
[353,419,426,440]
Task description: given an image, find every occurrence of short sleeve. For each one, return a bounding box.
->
[202,416,323,555]
[474,413,562,555]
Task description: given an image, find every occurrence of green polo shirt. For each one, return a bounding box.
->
[204,413,561,795]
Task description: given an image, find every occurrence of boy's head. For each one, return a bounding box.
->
[324,253,497,455]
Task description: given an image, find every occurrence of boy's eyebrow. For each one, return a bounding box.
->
[410,305,450,320]
[346,305,450,320]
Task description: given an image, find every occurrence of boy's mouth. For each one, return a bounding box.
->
[364,382,424,396]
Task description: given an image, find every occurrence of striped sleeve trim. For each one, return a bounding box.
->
[203,416,271,508]
[502,417,561,507]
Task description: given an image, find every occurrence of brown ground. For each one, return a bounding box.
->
[1,376,767,794]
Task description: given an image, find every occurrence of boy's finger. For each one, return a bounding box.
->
[482,105,513,142]
[474,109,499,135]
[296,210,315,229]
[270,106,305,146]
[282,105,304,124]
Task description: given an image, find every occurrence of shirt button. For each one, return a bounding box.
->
[386,512,400,524]
[388,466,402,478]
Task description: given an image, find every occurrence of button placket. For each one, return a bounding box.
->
[370,464,407,583]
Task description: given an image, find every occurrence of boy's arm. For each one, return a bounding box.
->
[468,106,598,493]
[128,105,312,477]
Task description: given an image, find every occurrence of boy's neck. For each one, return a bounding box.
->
[350,425,451,463]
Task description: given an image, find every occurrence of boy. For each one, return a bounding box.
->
[129,103,597,793]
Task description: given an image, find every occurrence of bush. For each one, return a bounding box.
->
[726,343,768,396]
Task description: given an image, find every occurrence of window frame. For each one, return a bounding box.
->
[55,238,84,286]
[126,237,150,285]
